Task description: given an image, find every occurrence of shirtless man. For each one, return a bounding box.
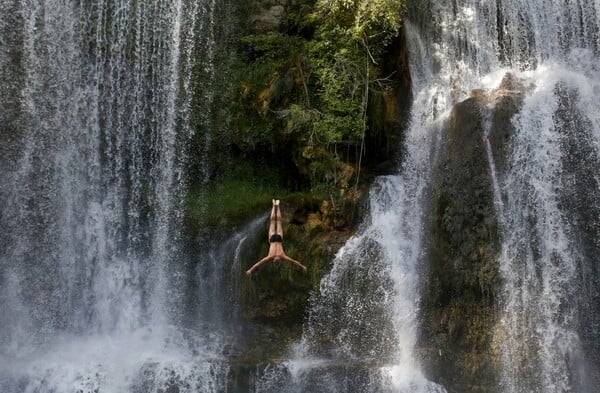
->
[246,199,307,275]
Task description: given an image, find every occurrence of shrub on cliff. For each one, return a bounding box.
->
[232,0,408,193]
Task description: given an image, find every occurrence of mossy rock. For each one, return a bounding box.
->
[420,76,526,392]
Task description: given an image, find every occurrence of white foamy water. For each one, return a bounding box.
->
[0,0,226,391]
[495,64,600,393]
[0,327,228,393]
[255,1,599,392]
[410,1,600,392]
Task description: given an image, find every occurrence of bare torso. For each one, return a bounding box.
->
[268,242,286,259]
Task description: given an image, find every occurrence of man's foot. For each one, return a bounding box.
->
[272,199,276,205]
[275,199,280,206]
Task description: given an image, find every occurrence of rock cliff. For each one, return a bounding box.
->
[419,74,527,392]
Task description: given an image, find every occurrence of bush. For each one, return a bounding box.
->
[232,0,408,191]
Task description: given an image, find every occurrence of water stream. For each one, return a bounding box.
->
[409,1,600,392]
[0,1,226,392]
[1,0,599,392]
[259,1,600,392]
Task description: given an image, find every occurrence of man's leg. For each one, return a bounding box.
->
[275,200,283,236]
[268,200,277,238]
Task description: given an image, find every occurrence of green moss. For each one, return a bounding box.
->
[186,161,289,227]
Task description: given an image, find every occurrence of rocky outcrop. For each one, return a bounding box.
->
[419,74,526,393]
[249,1,290,32]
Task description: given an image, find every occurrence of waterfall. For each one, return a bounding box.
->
[410,1,600,392]
[2,0,599,392]
[0,1,227,392]
[251,1,599,392]
[496,57,600,393]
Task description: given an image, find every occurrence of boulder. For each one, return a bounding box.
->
[250,4,286,32]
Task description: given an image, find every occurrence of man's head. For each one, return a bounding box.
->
[273,257,282,264]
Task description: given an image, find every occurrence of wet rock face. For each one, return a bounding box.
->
[303,237,398,362]
[419,74,526,393]
[554,83,600,390]
[250,1,293,32]
[487,74,528,174]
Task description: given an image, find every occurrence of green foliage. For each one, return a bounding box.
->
[313,0,406,47]
[232,0,407,190]
[355,0,406,42]
[241,32,305,64]
[186,161,288,227]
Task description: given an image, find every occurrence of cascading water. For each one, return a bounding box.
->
[2,0,599,392]
[410,1,600,392]
[494,40,600,393]
[253,1,599,392]
[252,1,477,391]
[0,1,228,392]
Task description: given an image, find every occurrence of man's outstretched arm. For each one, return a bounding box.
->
[246,256,272,275]
[282,255,307,273]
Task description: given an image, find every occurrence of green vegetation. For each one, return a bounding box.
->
[185,0,409,231]
[232,0,408,192]
[180,1,411,372]
[186,161,288,227]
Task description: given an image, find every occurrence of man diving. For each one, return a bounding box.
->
[246,199,307,275]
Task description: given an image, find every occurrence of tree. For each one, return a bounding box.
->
[234,0,407,190]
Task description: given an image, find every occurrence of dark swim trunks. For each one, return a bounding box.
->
[269,234,283,243]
